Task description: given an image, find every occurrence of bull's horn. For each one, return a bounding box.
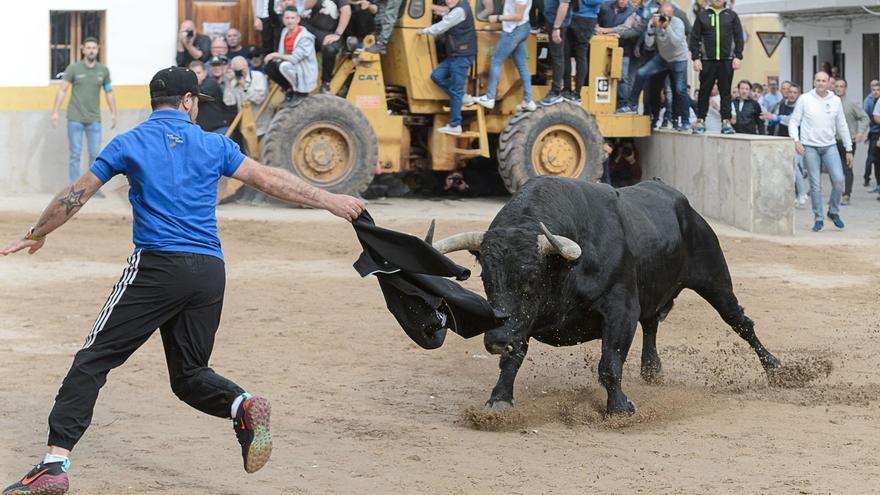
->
[433,232,485,254]
[538,222,581,261]
[424,219,436,244]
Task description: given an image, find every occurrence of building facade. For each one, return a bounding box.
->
[737,0,880,97]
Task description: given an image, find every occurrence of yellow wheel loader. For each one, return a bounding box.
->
[228,0,650,198]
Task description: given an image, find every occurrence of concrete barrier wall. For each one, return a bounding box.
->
[635,130,796,236]
[0,109,149,194]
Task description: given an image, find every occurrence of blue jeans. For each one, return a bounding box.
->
[629,55,687,125]
[431,55,474,127]
[794,155,805,197]
[802,144,844,221]
[67,120,102,183]
[617,56,631,109]
[485,23,532,102]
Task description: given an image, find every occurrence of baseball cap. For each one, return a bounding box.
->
[149,66,214,102]
[208,55,228,66]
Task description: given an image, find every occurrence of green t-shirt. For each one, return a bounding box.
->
[62,61,111,124]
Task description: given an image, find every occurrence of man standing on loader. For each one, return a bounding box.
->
[418,0,478,136]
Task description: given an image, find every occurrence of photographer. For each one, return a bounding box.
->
[176,20,212,66]
[223,56,271,138]
[608,139,642,187]
[626,3,689,132]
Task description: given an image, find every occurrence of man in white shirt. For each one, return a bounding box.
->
[789,71,853,232]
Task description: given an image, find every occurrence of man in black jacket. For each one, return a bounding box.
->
[733,80,764,135]
[690,0,743,135]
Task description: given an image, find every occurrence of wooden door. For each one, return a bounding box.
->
[178,0,259,46]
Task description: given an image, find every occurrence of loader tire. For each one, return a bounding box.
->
[497,102,604,194]
[263,94,377,196]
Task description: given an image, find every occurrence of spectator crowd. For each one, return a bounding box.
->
[163,0,880,211]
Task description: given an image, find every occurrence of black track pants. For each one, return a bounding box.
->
[47,251,245,450]
[697,59,734,121]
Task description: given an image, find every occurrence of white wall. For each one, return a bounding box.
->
[735,0,869,14]
[0,0,178,87]
[781,17,875,96]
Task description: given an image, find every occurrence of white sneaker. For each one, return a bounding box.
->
[438,124,462,136]
[516,100,537,112]
[475,95,495,109]
[462,94,475,106]
[797,193,808,206]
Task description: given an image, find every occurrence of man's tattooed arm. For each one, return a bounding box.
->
[30,172,104,238]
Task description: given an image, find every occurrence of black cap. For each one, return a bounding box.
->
[207,55,228,66]
[149,66,213,102]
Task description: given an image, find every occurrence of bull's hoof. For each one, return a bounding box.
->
[761,353,782,371]
[606,399,637,417]
[640,363,663,384]
[485,400,513,414]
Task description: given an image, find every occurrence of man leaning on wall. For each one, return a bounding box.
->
[51,37,117,185]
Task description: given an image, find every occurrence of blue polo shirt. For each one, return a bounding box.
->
[90,109,245,260]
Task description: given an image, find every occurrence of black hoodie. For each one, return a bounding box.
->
[689,5,743,61]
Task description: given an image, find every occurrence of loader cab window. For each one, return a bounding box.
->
[409,0,426,18]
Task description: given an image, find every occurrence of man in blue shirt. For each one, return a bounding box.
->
[1,66,365,495]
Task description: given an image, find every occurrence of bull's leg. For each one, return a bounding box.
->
[598,298,640,416]
[640,318,662,383]
[695,286,781,371]
[486,340,529,413]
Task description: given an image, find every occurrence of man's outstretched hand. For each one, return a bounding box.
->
[324,193,366,222]
[1,236,44,256]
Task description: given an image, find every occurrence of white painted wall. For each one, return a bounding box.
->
[735,0,871,14]
[0,0,178,87]
[780,17,876,95]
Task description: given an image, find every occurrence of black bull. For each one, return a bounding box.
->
[432,177,782,415]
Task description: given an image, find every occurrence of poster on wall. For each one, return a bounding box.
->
[756,32,785,58]
[203,22,231,39]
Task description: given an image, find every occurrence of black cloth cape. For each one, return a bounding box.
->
[352,211,506,349]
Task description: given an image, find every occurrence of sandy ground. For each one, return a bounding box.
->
[1,190,879,494]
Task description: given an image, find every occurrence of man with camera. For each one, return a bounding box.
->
[626,3,690,132]
[223,56,271,139]
[176,20,212,67]
[690,0,743,135]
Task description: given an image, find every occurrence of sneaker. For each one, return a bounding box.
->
[3,461,70,495]
[871,186,880,193]
[320,82,331,94]
[617,105,636,114]
[675,123,691,132]
[234,395,273,474]
[562,90,581,103]
[721,120,735,135]
[864,178,871,187]
[538,91,564,106]
[840,194,850,205]
[364,42,386,54]
[438,124,462,136]
[693,119,706,134]
[811,220,824,232]
[461,93,475,106]
[659,120,672,129]
[475,95,495,109]
[796,193,808,206]
[826,212,845,229]
[516,100,537,112]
